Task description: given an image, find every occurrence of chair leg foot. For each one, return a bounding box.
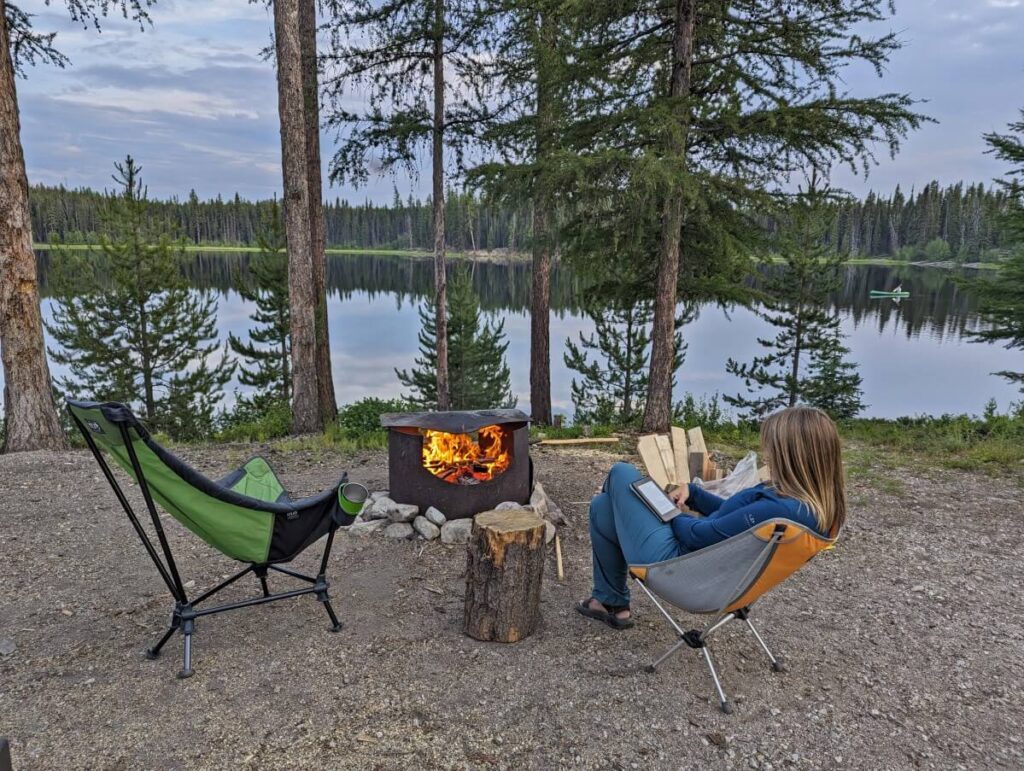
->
[144,648,160,660]
[178,622,195,679]
[644,664,656,674]
[771,658,786,673]
[145,623,177,661]
[720,700,733,715]
[322,599,343,633]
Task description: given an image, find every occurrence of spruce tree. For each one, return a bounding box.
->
[396,268,514,410]
[564,294,686,427]
[47,156,234,440]
[969,109,1024,388]
[228,201,291,412]
[725,177,864,420]
[549,0,925,431]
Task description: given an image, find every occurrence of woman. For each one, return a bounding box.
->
[576,405,846,629]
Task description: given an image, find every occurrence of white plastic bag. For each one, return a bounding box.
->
[697,451,760,498]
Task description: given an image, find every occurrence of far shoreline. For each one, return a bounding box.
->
[33,243,1003,270]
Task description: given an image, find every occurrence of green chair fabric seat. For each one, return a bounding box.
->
[67,398,360,678]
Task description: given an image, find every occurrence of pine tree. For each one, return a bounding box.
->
[323,0,488,411]
[564,296,686,427]
[725,177,864,420]
[548,0,925,432]
[803,328,866,420]
[396,268,514,410]
[46,156,234,440]
[969,109,1024,388]
[228,201,291,411]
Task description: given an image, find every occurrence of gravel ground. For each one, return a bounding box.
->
[1,442,1022,770]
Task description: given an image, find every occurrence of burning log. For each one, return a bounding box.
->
[463,509,545,643]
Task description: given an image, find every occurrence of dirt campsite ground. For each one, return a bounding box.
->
[1,441,1022,770]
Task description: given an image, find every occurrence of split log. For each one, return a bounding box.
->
[463,509,546,643]
[637,434,670,489]
[687,427,708,481]
[655,434,677,486]
[671,427,690,485]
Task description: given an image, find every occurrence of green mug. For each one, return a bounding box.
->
[338,482,369,515]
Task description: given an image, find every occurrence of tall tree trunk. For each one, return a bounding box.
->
[274,0,321,434]
[432,0,450,410]
[529,9,555,426]
[299,0,336,424]
[641,0,696,433]
[0,2,67,453]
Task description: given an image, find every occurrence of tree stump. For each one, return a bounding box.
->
[463,509,546,642]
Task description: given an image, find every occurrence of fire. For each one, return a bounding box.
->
[421,425,512,485]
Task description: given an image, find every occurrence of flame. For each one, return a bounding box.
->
[421,425,512,484]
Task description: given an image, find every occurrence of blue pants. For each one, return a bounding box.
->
[589,463,684,607]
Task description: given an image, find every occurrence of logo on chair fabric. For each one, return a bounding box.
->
[86,420,105,434]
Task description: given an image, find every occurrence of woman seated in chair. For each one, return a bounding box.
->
[576,405,846,629]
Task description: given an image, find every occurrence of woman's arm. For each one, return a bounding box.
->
[670,495,784,552]
[684,483,725,516]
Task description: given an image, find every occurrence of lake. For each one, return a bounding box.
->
[18,251,1023,420]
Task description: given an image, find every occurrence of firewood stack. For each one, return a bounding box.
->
[637,427,770,489]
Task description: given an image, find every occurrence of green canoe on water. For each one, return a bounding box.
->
[869,290,910,298]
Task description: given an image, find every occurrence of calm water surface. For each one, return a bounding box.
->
[22,252,1023,419]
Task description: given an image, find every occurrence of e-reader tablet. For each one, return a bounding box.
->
[630,476,682,522]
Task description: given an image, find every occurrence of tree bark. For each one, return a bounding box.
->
[0,1,67,453]
[274,0,321,434]
[299,0,336,424]
[432,0,450,410]
[642,0,696,433]
[463,509,545,643]
[529,9,555,426]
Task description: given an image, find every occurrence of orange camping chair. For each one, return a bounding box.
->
[629,518,839,713]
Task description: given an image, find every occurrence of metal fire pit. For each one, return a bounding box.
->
[381,409,532,519]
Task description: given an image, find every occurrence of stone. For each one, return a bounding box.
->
[440,518,474,545]
[543,520,556,544]
[531,481,566,525]
[347,519,387,537]
[389,503,419,523]
[495,501,521,511]
[413,516,440,540]
[364,496,397,520]
[384,522,414,540]
[370,490,390,502]
[0,638,16,657]
[425,506,446,526]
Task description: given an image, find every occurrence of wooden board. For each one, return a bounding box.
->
[537,437,620,446]
[687,427,708,481]
[671,427,690,485]
[655,434,677,485]
[637,434,670,489]
[703,456,718,481]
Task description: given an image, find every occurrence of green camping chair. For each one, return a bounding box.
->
[67,399,363,678]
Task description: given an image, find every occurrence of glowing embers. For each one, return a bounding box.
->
[421,425,512,485]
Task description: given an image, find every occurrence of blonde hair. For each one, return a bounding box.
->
[760,406,846,535]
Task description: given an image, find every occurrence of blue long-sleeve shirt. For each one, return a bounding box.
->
[670,482,824,553]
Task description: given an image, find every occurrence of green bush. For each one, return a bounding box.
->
[337,397,409,437]
[216,398,292,442]
[673,393,729,431]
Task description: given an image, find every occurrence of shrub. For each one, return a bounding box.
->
[337,397,409,437]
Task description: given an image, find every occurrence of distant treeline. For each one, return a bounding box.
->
[29,185,531,253]
[29,180,1017,260]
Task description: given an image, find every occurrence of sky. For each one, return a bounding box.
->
[16,0,1024,204]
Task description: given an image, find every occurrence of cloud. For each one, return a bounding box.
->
[52,85,261,120]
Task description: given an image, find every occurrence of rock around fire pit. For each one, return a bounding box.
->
[380,410,533,519]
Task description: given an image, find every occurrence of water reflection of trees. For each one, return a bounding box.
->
[35,251,984,339]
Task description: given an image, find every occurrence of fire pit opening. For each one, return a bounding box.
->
[381,409,532,519]
[422,425,513,485]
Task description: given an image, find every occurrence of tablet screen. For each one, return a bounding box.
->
[636,479,678,517]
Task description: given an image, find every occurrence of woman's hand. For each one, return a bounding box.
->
[669,485,689,509]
